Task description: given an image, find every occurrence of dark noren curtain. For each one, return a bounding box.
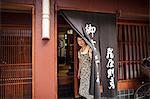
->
[61,10,118,98]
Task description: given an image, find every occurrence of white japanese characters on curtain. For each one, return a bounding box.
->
[106,48,115,89]
[85,23,100,83]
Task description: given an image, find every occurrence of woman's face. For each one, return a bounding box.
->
[77,37,86,47]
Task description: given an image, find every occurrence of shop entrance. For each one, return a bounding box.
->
[57,13,79,98]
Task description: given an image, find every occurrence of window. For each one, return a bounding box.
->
[0,9,32,99]
[117,20,149,80]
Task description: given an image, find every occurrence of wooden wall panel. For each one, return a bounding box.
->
[57,0,149,20]
[1,0,34,5]
[1,12,32,25]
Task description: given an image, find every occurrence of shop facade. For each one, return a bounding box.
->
[0,0,149,99]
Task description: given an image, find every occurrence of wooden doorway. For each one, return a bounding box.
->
[57,13,79,98]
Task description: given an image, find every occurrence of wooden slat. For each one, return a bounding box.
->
[132,25,137,78]
[130,25,134,79]
[139,26,143,60]
[124,25,129,80]
[128,25,132,79]
[145,25,149,57]
[116,24,120,79]
[135,25,140,77]
[127,25,131,80]
[142,26,146,58]
[119,24,124,80]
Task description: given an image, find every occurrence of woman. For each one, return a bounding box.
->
[77,36,93,99]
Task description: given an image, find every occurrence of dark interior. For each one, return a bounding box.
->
[57,13,75,98]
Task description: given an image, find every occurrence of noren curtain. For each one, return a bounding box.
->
[61,10,118,98]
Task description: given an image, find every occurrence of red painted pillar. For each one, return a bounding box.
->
[34,0,57,99]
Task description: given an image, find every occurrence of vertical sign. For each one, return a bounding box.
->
[106,48,115,89]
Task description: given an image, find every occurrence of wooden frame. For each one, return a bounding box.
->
[54,5,58,99]
[32,6,35,99]
[0,3,35,99]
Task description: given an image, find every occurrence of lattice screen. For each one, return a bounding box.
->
[0,27,32,99]
[117,23,149,80]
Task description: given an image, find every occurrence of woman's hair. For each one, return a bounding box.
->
[76,34,82,38]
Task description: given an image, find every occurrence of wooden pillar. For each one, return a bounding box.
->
[34,0,57,99]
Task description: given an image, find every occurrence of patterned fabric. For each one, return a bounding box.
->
[78,51,94,99]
